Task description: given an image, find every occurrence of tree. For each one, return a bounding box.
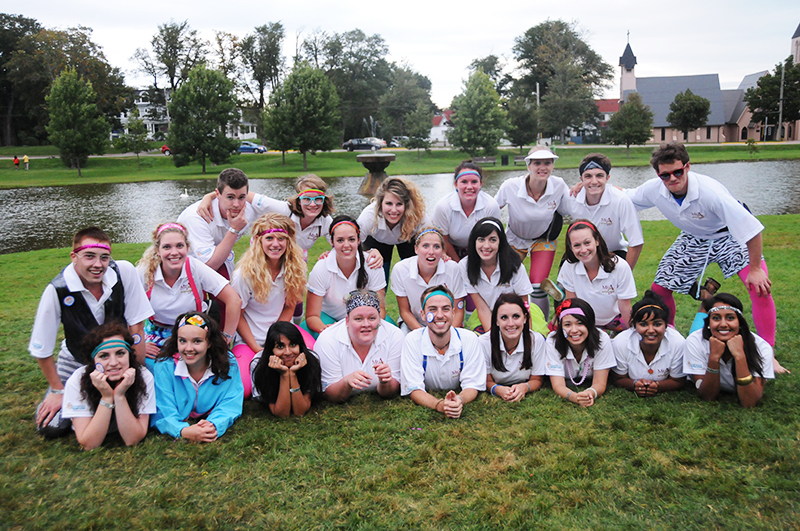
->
[1,13,43,145]
[378,65,433,139]
[262,85,294,165]
[113,107,149,170]
[469,54,513,97]
[404,101,433,161]
[604,93,654,157]
[539,59,598,144]
[166,65,238,173]
[211,30,242,85]
[447,70,507,157]
[241,23,285,109]
[744,57,800,139]
[505,95,539,153]
[667,89,711,139]
[134,20,206,91]
[45,68,109,176]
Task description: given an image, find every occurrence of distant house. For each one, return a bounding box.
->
[596,99,620,127]
[430,110,454,145]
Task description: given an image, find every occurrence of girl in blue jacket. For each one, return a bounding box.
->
[152,311,243,442]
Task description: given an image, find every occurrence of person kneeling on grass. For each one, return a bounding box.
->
[682,293,774,408]
[400,285,486,418]
[62,322,155,450]
[152,311,243,442]
[250,321,322,417]
[545,298,616,407]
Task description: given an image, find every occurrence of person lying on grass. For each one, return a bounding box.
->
[400,285,486,418]
[682,293,775,408]
[152,311,243,442]
[250,321,322,417]
[545,298,616,407]
[611,291,686,396]
[479,292,547,402]
[62,322,155,450]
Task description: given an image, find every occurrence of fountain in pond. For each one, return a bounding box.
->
[356,152,396,196]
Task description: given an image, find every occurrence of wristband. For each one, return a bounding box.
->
[50,388,65,395]
[289,387,301,394]
[525,382,531,393]
[588,387,598,399]
[735,375,754,386]
[99,399,115,410]
[566,391,573,402]
[222,332,234,343]
[227,226,240,235]
[706,366,720,374]
[490,384,498,396]
[455,395,463,403]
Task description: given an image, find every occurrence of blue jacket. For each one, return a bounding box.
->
[152,352,244,438]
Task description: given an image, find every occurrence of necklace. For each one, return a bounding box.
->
[565,353,590,387]
[433,341,450,355]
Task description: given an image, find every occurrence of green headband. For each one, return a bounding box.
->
[423,290,454,309]
[91,339,132,359]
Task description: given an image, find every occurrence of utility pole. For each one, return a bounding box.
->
[777,61,785,142]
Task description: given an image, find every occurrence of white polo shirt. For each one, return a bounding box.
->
[544,331,617,381]
[231,266,287,346]
[460,258,533,310]
[431,191,502,250]
[682,329,775,392]
[315,319,404,393]
[62,366,157,425]
[390,257,467,327]
[28,261,153,361]
[494,174,571,249]
[356,202,431,246]
[307,250,387,321]
[139,256,229,326]
[612,327,686,381]
[401,327,486,395]
[625,172,763,244]
[564,186,644,252]
[479,329,547,385]
[556,257,637,326]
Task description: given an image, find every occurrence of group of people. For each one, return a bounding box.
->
[28,142,782,449]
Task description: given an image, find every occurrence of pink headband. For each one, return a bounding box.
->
[299,188,325,196]
[559,308,585,319]
[156,223,186,236]
[74,243,111,253]
[257,228,288,237]
[330,220,359,236]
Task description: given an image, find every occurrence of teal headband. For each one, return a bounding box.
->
[91,339,132,359]
[423,290,454,309]
[415,228,443,244]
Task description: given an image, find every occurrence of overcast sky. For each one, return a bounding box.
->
[10,1,800,108]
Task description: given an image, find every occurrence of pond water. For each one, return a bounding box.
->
[2,159,799,254]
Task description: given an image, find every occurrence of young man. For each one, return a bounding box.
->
[29,227,152,438]
[400,285,486,418]
[625,143,780,370]
[565,153,644,270]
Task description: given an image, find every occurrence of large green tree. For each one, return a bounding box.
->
[1,13,42,145]
[447,70,507,157]
[403,101,433,161]
[469,54,513,97]
[505,95,539,153]
[604,93,654,157]
[241,23,285,109]
[134,20,207,91]
[744,57,800,139]
[166,65,238,173]
[262,87,294,165]
[378,65,433,139]
[667,89,711,139]
[539,59,598,143]
[45,68,109,176]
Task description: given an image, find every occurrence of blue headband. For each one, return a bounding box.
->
[455,169,481,182]
[423,290,454,308]
[90,339,132,359]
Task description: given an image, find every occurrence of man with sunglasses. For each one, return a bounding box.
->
[29,227,153,438]
[624,143,779,370]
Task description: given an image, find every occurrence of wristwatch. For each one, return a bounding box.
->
[227,226,240,236]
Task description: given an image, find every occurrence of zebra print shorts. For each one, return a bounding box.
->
[654,231,749,294]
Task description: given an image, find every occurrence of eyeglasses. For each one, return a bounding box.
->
[657,163,688,181]
[300,195,325,205]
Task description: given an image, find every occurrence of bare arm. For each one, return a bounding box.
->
[470,293,492,331]
[304,293,328,334]
[625,244,643,270]
[237,314,262,354]
[745,234,771,297]
[453,297,465,328]
[35,357,64,427]
[444,237,459,263]
[396,296,421,331]
[323,371,373,403]
[128,322,146,366]
[216,285,242,338]
[618,299,632,329]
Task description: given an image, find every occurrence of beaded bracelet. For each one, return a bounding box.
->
[706,366,720,374]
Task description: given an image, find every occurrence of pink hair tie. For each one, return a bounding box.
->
[73,243,111,253]
[559,308,585,319]
[156,223,186,236]
[257,228,288,237]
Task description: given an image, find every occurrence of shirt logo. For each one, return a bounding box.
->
[690,211,705,220]
[689,362,704,370]
[600,285,616,295]
[546,201,557,210]
[547,361,563,371]
[599,217,613,226]
[63,296,75,306]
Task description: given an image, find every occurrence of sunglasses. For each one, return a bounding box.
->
[657,162,688,181]
[300,195,325,205]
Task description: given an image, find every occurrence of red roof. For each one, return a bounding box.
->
[596,99,620,113]
[432,110,454,126]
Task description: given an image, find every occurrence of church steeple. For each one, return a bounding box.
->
[619,38,637,100]
[619,43,637,71]
[792,22,800,65]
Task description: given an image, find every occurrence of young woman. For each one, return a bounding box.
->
[152,311,244,442]
[682,293,775,408]
[357,177,430,282]
[545,298,616,407]
[391,227,466,333]
[61,323,155,450]
[557,219,637,332]
[250,321,322,417]
[304,216,387,337]
[494,147,571,319]
[459,217,538,333]
[611,291,686,396]
[138,222,241,369]
[478,293,547,402]
[231,213,311,398]
[431,162,502,261]
[314,290,404,402]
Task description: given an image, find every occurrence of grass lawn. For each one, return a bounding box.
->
[1,143,799,189]
[1,215,798,529]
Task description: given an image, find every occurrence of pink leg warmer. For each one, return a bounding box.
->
[651,283,676,326]
[529,250,556,284]
[738,262,776,346]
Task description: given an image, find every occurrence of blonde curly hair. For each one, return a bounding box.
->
[137,222,190,289]
[373,177,426,242]
[235,213,306,306]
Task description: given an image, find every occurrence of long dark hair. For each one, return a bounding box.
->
[564,219,616,273]
[553,298,601,359]
[251,321,322,407]
[80,322,147,417]
[329,215,368,290]
[158,311,231,384]
[489,293,533,372]
[466,217,521,286]
[631,290,671,324]
[701,293,764,377]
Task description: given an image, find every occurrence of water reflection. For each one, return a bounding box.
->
[2,159,799,254]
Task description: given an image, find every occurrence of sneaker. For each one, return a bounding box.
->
[541,278,565,302]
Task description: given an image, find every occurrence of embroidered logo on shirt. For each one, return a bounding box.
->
[63,296,75,306]
[690,211,705,220]
[689,362,704,370]
[599,217,613,226]
[547,361,563,371]
[600,285,616,295]
[546,201,557,210]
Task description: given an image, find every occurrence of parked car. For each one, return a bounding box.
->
[364,136,387,148]
[161,145,171,156]
[342,138,383,151]
[390,136,409,147]
[238,141,268,153]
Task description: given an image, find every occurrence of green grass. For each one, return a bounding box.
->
[1,143,799,189]
[1,216,799,529]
